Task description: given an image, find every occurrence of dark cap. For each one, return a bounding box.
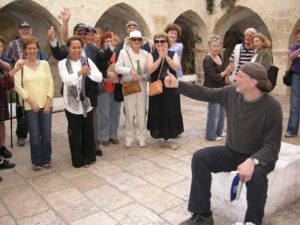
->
[125,20,138,28]
[240,62,268,80]
[73,23,88,32]
[87,26,96,33]
[19,21,31,29]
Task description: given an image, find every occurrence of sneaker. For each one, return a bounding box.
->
[179,213,214,225]
[220,132,226,137]
[139,141,146,148]
[102,141,110,146]
[125,141,132,148]
[109,138,120,144]
[17,137,25,147]
[0,160,15,169]
[0,146,12,158]
[33,164,42,171]
[215,137,222,141]
[43,162,52,169]
[284,132,297,138]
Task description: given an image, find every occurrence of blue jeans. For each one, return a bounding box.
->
[205,102,225,140]
[98,92,121,141]
[26,109,52,165]
[287,74,300,135]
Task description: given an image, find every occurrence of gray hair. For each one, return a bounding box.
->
[244,28,257,35]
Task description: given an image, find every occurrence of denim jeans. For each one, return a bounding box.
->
[287,74,300,135]
[98,92,121,141]
[26,109,52,165]
[205,102,225,140]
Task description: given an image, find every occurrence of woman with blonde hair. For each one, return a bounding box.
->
[203,35,231,141]
[251,33,273,71]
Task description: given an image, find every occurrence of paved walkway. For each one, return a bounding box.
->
[0,91,299,225]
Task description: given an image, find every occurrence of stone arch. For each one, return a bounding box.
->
[213,6,271,66]
[0,0,63,97]
[95,3,150,41]
[0,0,62,48]
[171,10,209,76]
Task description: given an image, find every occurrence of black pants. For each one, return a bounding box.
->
[16,94,28,139]
[65,109,96,168]
[188,146,268,225]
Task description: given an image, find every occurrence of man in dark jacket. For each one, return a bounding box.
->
[165,62,282,225]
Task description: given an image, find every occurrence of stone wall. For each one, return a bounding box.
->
[0,0,299,96]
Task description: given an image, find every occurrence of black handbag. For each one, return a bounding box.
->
[114,83,124,102]
[267,65,278,91]
[283,61,294,86]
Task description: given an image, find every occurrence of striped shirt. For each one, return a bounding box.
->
[229,43,255,76]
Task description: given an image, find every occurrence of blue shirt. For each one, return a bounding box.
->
[169,42,183,78]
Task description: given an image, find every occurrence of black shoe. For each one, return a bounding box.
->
[0,146,12,158]
[33,164,43,171]
[179,213,214,225]
[95,148,103,156]
[0,176,2,182]
[0,160,15,169]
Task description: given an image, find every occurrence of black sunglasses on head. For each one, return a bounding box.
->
[154,40,167,44]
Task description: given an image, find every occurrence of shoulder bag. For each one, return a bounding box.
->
[283,61,294,86]
[149,58,164,96]
[122,49,141,96]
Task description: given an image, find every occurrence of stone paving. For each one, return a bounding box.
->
[0,91,299,225]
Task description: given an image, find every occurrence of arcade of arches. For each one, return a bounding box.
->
[0,0,299,96]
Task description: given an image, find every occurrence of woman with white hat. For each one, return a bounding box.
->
[115,30,149,148]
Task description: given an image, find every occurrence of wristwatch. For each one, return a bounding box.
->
[250,156,259,165]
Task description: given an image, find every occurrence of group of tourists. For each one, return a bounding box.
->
[0,6,299,225]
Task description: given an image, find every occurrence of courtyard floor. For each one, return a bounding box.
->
[0,89,299,225]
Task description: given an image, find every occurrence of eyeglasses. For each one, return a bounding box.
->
[76,31,88,36]
[154,40,167,44]
[131,38,142,42]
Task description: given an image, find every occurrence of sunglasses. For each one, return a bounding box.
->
[154,40,167,44]
[76,31,88,36]
[131,38,142,42]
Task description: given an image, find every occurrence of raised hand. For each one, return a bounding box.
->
[15,53,25,70]
[48,26,56,41]
[164,69,178,88]
[61,8,71,22]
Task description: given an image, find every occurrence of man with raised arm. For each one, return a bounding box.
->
[165,62,282,225]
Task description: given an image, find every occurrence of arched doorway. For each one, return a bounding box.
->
[95,3,150,41]
[172,10,208,83]
[214,6,271,66]
[0,0,62,96]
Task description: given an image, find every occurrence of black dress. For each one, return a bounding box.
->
[147,50,184,139]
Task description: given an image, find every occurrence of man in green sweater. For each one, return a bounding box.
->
[164,62,282,225]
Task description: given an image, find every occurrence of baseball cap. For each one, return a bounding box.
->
[87,26,96,33]
[19,21,31,29]
[73,23,88,32]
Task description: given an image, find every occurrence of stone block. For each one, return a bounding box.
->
[210,142,300,222]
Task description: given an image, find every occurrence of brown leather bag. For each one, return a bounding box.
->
[123,49,141,96]
[149,59,164,96]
